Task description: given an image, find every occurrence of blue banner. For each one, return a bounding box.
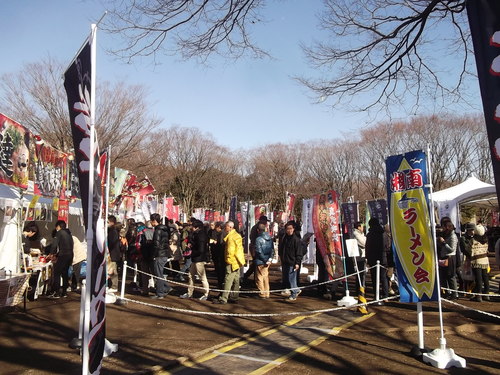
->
[386,150,438,303]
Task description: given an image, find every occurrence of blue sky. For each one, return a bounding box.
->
[0,0,482,150]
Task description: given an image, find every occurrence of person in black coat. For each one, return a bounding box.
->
[210,222,226,292]
[365,218,389,302]
[150,213,172,298]
[278,222,303,301]
[48,220,74,298]
[180,220,210,300]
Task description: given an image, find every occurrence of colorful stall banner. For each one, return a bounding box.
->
[301,199,314,234]
[133,176,155,196]
[0,113,31,189]
[172,205,180,222]
[164,196,174,219]
[57,199,69,223]
[283,192,296,223]
[33,142,67,198]
[113,167,128,198]
[341,202,359,239]
[254,204,269,221]
[312,190,344,280]
[204,209,212,222]
[67,158,81,199]
[386,150,438,303]
[366,199,388,226]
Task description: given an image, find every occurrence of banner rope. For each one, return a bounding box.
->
[124,263,377,295]
[117,295,399,318]
[442,298,500,320]
[441,287,500,298]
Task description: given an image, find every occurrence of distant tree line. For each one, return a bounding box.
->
[143,114,492,214]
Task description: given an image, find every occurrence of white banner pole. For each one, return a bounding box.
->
[82,23,97,375]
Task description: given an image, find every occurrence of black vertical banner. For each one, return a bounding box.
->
[341,202,359,239]
[467,0,500,202]
[229,196,238,223]
[64,39,106,373]
[367,199,388,226]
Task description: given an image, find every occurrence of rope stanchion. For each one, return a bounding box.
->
[357,285,368,314]
[115,261,128,306]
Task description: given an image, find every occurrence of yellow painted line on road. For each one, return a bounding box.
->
[248,312,375,375]
[161,314,312,374]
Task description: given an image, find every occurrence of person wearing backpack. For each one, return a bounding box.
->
[180,220,210,300]
[150,213,172,299]
[254,223,274,298]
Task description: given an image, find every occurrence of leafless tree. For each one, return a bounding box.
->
[306,139,360,200]
[149,126,229,214]
[102,0,268,61]
[0,57,161,166]
[245,143,307,210]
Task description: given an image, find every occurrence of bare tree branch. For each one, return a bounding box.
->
[297,0,472,116]
[102,0,268,61]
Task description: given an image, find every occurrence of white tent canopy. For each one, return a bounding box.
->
[431,176,498,229]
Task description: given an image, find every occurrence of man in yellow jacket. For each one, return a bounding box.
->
[213,221,245,304]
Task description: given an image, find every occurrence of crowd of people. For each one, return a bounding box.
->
[114,214,305,303]
[22,212,500,303]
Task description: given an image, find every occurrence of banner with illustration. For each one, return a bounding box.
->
[33,142,68,198]
[386,150,438,303]
[0,113,31,190]
[312,190,344,280]
[283,192,296,223]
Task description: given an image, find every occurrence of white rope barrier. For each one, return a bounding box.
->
[117,295,399,318]
[442,298,500,320]
[441,287,500,298]
[123,263,378,295]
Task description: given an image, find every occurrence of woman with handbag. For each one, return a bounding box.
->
[461,223,490,302]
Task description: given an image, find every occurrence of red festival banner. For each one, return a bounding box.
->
[312,190,344,280]
[34,141,66,198]
[0,113,31,190]
[57,199,69,223]
[165,196,174,219]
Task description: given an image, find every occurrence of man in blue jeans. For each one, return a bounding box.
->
[150,213,172,299]
[278,222,303,301]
